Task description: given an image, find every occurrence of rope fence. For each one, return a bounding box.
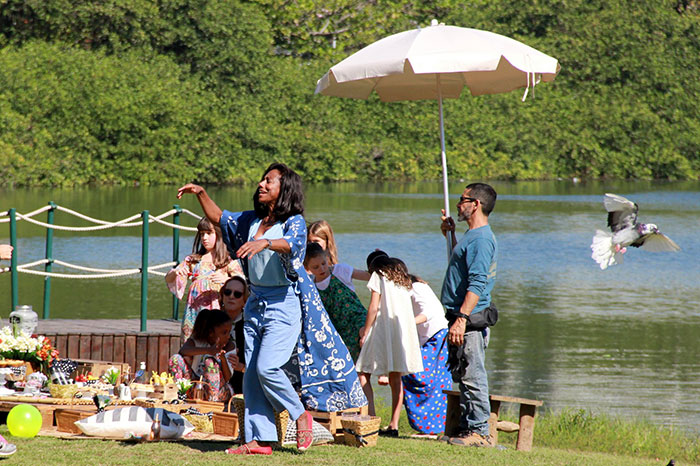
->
[1,203,203,331]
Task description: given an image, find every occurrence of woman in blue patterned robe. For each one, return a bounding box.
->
[177,163,366,455]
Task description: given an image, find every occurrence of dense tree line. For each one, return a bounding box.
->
[0,0,698,186]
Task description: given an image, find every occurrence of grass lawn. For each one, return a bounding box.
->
[0,404,695,465]
[0,431,676,466]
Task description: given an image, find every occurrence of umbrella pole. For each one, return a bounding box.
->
[437,77,453,260]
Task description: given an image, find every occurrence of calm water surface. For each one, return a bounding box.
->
[2,181,699,432]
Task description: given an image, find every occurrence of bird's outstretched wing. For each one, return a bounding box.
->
[604,193,638,232]
[638,232,681,252]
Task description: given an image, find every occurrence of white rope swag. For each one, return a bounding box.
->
[0,204,202,278]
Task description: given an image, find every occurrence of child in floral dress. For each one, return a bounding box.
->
[166,217,243,341]
[169,309,234,402]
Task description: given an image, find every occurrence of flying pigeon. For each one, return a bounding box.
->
[590,193,680,269]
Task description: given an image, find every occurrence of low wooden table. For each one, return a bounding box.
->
[443,390,543,451]
[0,396,197,434]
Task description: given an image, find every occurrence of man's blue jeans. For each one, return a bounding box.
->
[458,329,490,436]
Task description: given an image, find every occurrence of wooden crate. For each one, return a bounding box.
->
[71,359,130,380]
[309,406,369,443]
[55,408,94,434]
[151,383,178,402]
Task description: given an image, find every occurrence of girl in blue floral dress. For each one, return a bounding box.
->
[402,275,450,435]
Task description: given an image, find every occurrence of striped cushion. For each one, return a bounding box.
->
[76,407,194,439]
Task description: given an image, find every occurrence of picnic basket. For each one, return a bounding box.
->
[341,415,381,447]
[212,398,239,437]
[133,398,184,411]
[49,383,80,399]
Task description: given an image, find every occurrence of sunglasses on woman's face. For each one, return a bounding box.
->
[223,289,244,298]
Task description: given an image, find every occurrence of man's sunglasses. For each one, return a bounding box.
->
[459,196,478,204]
[223,289,244,298]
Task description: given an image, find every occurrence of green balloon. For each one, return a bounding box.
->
[7,404,42,438]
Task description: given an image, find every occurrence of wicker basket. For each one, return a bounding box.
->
[231,395,288,445]
[133,399,184,411]
[212,398,239,438]
[341,415,381,447]
[49,383,80,399]
[190,399,225,413]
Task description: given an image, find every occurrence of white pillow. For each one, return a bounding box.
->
[75,407,194,439]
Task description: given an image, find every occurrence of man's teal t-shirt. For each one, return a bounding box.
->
[440,224,497,316]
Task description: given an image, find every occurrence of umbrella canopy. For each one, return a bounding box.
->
[315,21,560,256]
[316,23,560,101]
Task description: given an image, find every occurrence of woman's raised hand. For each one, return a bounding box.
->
[175,183,223,226]
[0,244,12,261]
[177,183,203,199]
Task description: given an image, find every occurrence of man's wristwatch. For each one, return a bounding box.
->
[456,313,469,322]
[264,239,272,249]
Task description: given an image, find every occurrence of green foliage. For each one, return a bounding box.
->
[0,41,248,186]
[0,0,699,186]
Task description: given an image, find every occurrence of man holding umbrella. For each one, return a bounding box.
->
[440,182,498,447]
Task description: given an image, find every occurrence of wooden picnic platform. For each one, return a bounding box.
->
[2,319,182,375]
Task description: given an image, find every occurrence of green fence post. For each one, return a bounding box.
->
[9,208,18,312]
[171,205,182,320]
[42,202,57,319]
[140,210,149,332]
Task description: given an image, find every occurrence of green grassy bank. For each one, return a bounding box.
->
[1,406,696,465]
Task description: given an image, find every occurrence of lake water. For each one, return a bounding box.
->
[2,181,699,432]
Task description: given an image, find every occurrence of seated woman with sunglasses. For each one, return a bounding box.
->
[219,276,248,394]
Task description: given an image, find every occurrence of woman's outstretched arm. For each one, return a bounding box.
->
[177,183,223,225]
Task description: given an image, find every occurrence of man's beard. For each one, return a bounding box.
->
[457,209,470,222]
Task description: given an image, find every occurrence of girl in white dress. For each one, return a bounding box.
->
[356,256,423,435]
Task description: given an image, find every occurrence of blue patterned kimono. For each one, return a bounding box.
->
[220,210,367,412]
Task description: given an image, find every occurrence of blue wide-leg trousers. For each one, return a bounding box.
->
[243,285,305,442]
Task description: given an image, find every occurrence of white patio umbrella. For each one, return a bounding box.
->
[315,20,560,257]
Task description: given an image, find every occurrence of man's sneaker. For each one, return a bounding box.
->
[448,431,493,447]
[0,442,17,456]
